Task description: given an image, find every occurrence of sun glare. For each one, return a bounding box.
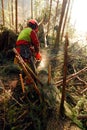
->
[71,0,87,34]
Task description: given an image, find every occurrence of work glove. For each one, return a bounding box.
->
[35,52,42,61]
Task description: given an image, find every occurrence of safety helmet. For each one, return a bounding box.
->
[27,19,38,32]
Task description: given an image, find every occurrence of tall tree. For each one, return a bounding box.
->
[1,0,5,26]
[42,0,52,47]
[67,0,74,25]
[59,32,69,118]
[8,0,11,28]
[11,0,14,25]
[31,0,33,18]
[61,0,71,40]
[15,0,18,33]
[52,0,59,43]
[47,0,52,35]
[34,0,42,18]
[55,0,67,48]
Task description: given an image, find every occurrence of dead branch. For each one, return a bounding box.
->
[80,85,87,94]
[15,55,41,96]
[16,110,28,121]
[19,74,25,93]
[76,76,87,85]
[77,115,87,120]
[54,66,87,87]
[73,65,87,85]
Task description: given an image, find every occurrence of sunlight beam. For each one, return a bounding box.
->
[71,0,87,34]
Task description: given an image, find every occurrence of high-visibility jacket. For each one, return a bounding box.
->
[17,28,32,43]
[16,27,40,53]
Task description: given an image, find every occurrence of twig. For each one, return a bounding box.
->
[77,115,87,120]
[0,80,22,107]
[11,96,23,107]
[54,66,87,87]
[76,76,87,85]
[59,32,69,118]
[15,55,41,96]
[81,86,87,94]
[73,65,87,85]
[16,110,28,121]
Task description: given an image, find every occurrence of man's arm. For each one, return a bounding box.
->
[30,30,40,53]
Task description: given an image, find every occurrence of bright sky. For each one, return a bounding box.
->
[71,0,87,34]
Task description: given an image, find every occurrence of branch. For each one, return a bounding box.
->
[77,115,87,120]
[54,66,87,87]
[80,85,87,94]
[73,65,87,85]
[15,55,41,96]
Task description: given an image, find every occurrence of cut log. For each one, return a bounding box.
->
[15,55,41,96]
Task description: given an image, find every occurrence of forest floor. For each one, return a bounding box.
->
[38,46,82,130]
[0,43,87,130]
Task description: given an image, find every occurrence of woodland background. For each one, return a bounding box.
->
[0,0,87,130]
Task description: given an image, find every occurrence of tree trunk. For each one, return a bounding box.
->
[11,0,14,25]
[61,0,70,41]
[47,0,52,35]
[15,0,18,33]
[55,0,67,48]
[59,33,69,118]
[52,0,59,44]
[1,0,5,26]
[67,0,74,24]
[8,0,11,28]
[31,0,33,18]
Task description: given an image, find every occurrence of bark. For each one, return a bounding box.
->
[55,0,67,48]
[1,0,5,26]
[11,0,14,25]
[8,0,11,28]
[61,0,70,41]
[67,0,74,24]
[19,74,25,93]
[31,0,33,18]
[52,0,59,43]
[47,0,52,35]
[59,33,69,118]
[15,0,18,33]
